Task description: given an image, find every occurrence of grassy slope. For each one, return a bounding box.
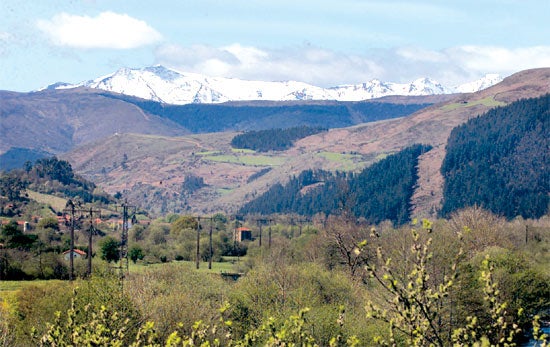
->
[26,190,67,212]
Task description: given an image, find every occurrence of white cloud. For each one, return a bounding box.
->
[37,11,162,49]
[155,43,383,86]
[155,43,550,87]
[446,45,550,75]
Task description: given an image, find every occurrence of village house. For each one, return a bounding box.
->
[62,249,87,261]
[234,227,252,242]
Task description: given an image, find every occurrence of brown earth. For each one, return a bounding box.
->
[66,68,549,217]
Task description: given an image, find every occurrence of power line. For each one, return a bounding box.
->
[63,200,100,280]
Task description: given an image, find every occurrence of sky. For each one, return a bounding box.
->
[1,0,549,92]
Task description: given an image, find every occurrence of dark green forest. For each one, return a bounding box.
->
[230,126,327,152]
[240,144,430,225]
[441,94,549,219]
[100,93,431,132]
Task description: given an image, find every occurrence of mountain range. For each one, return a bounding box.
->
[62,68,548,217]
[2,67,548,219]
[48,65,503,105]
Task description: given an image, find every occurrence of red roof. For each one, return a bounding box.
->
[63,249,87,256]
[236,227,251,232]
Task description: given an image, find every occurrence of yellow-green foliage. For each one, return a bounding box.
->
[4,210,549,346]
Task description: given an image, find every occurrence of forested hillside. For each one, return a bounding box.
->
[101,93,432,132]
[441,94,549,219]
[240,144,430,225]
[0,157,113,216]
[230,126,327,152]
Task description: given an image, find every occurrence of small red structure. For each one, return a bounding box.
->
[62,249,87,261]
[235,227,252,242]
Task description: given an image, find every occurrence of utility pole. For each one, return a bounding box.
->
[208,216,213,270]
[196,216,201,269]
[268,224,272,248]
[118,200,135,279]
[63,200,100,280]
[86,206,100,277]
[234,215,243,263]
[258,222,262,247]
[255,218,273,248]
[64,200,76,281]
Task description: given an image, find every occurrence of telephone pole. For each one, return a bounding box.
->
[86,206,100,277]
[64,200,76,281]
[196,216,201,269]
[63,200,100,280]
[255,218,273,248]
[118,200,135,279]
[208,216,213,270]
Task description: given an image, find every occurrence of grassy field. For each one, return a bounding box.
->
[440,96,507,112]
[231,148,256,154]
[317,151,365,171]
[202,154,286,166]
[26,190,67,212]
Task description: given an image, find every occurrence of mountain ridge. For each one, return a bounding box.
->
[47,65,503,105]
[64,68,550,217]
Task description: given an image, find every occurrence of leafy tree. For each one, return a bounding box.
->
[1,220,38,250]
[0,171,27,201]
[129,245,145,264]
[36,217,60,232]
[100,236,120,263]
[170,215,198,236]
[32,157,75,185]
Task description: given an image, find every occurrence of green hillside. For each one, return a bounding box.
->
[240,144,430,225]
[441,94,549,219]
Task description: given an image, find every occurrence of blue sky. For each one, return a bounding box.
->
[1,0,549,91]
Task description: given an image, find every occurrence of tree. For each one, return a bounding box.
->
[100,236,120,263]
[36,217,60,232]
[170,215,198,236]
[128,245,144,264]
[0,172,26,201]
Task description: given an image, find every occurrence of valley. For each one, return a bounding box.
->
[55,68,549,218]
[2,3,549,346]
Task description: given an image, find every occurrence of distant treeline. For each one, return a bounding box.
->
[231,126,327,152]
[0,147,52,171]
[240,144,430,225]
[100,93,431,132]
[441,94,549,219]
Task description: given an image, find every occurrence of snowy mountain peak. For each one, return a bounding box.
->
[47,66,503,105]
[453,74,503,93]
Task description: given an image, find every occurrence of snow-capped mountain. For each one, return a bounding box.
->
[453,74,503,93]
[51,65,502,105]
